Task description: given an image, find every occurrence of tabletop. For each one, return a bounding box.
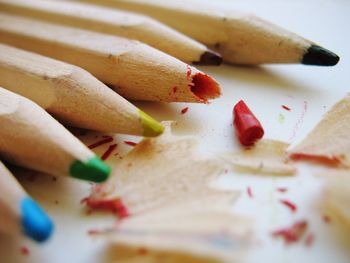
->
[0,0,349,262]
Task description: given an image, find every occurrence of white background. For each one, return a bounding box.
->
[0,0,349,262]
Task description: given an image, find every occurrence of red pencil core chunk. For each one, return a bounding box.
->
[82,197,129,219]
[233,100,264,146]
[191,73,221,102]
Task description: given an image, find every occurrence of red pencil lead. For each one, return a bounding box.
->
[233,100,264,146]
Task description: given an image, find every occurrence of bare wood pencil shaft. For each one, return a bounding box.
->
[0,44,158,135]
[0,0,221,65]
[0,161,53,242]
[0,87,100,178]
[84,0,339,66]
[0,161,23,234]
[0,14,220,103]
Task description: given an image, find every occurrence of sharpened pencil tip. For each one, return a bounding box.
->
[302,45,339,66]
[21,197,53,242]
[193,50,223,66]
[70,156,110,182]
[139,110,164,137]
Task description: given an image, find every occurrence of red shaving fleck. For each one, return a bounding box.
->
[247,187,253,198]
[233,100,264,146]
[101,144,117,160]
[138,247,149,255]
[82,198,129,219]
[173,86,178,93]
[124,141,137,147]
[290,153,340,167]
[289,101,308,141]
[304,233,314,247]
[282,105,291,111]
[277,187,288,193]
[80,197,88,204]
[272,220,308,245]
[20,246,30,256]
[280,199,297,212]
[87,229,100,236]
[323,215,331,224]
[88,136,113,149]
[186,64,192,80]
[181,107,189,114]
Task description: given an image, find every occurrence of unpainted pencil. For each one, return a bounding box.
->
[0,161,53,242]
[0,13,221,103]
[0,87,110,182]
[0,0,222,65]
[84,0,339,66]
[0,44,163,136]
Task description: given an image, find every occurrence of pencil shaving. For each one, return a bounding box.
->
[321,170,350,230]
[289,93,350,167]
[85,121,251,261]
[87,121,229,214]
[106,196,251,263]
[224,139,295,175]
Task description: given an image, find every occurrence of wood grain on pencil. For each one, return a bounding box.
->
[0,0,222,65]
[0,44,163,136]
[0,161,53,242]
[86,0,339,66]
[0,88,110,182]
[0,13,221,103]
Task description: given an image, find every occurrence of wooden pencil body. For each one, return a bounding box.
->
[0,161,23,235]
[0,0,214,64]
[0,13,220,102]
[0,44,145,135]
[84,0,319,65]
[0,87,93,177]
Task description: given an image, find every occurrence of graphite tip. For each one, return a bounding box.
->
[302,45,339,66]
[194,50,223,66]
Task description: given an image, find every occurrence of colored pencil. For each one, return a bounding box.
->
[0,13,221,103]
[0,0,222,65]
[0,161,53,242]
[85,0,340,66]
[0,87,110,183]
[0,44,163,137]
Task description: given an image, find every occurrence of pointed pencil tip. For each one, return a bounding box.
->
[194,50,223,66]
[21,197,54,242]
[139,110,164,137]
[302,45,339,66]
[70,156,111,183]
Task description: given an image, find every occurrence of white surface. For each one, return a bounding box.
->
[1,0,350,262]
